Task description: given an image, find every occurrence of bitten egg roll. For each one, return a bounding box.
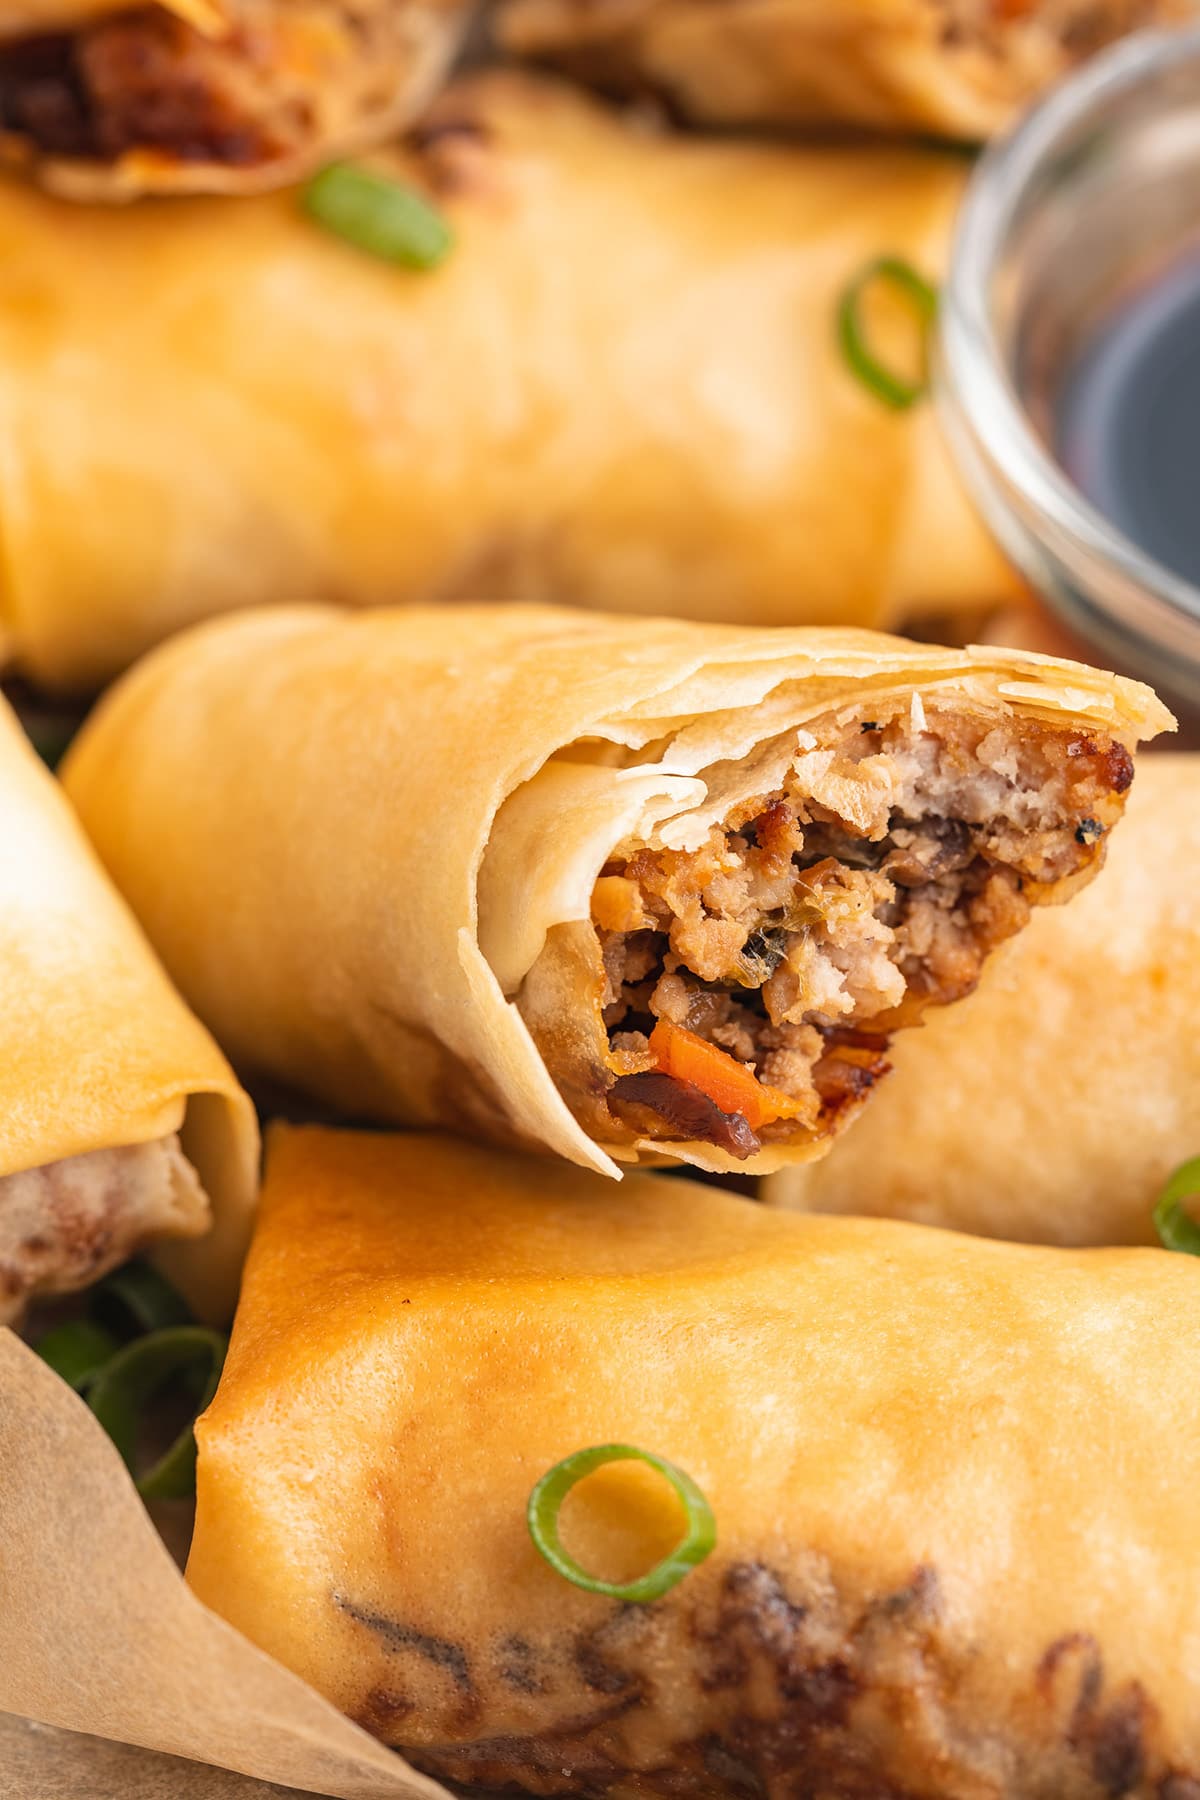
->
[63,604,1170,1177]
[0,0,469,199]
[189,1124,1200,1796]
[499,0,1185,138]
[0,696,258,1320]
[0,72,1019,692]
[766,753,1200,1247]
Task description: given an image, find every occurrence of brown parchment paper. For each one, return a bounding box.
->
[0,1330,448,1800]
[0,1714,314,1800]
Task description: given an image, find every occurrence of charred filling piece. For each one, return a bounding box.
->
[0,0,432,170]
[0,1134,208,1324]
[590,705,1131,1158]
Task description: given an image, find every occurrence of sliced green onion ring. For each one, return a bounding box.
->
[837,255,938,411]
[34,1318,119,1392]
[92,1257,193,1339]
[87,1325,227,1500]
[528,1443,716,1602]
[1153,1156,1200,1255]
[303,163,453,270]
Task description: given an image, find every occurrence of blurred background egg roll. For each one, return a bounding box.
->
[0,72,1022,692]
[498,0,1187,138]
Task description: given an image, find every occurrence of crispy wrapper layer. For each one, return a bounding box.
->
[0,72,1019,691]
[189,1125,1200,1796]
[63,603,1170,1176]
[499,0,1186,138]
[0,696,258,1317]
[766,753,1200,1247]
[0,0,466,200]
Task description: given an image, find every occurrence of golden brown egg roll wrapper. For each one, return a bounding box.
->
[63,602,1169,1177]
[765,752,1200,1247]
[0,72,1020,692]
[189,1123,1200,1796]
[0,0,468,200]
[499,0,1183,137]
[0,696,259,1318]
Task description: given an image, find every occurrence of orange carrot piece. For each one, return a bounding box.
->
[648,1019,804,1131]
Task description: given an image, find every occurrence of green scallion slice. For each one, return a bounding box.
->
[1153,1156,1200,1255]
[303,163,453,271]
[527,1443,715,1603]
[34,1318,120,1392]
[837,255,938,411]
[92,1257,193,1339]
[86,1325,227,1500]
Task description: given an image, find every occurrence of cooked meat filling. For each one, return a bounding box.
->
[0,1133,209,1324]
[592,705,1131,1158]
[0,0,435,171]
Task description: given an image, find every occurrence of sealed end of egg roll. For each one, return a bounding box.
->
[0,0,468,198]
[0,697,258,1320]
[499,0,1184,138]
[188,1125,1200,1795]
[63,604,1171,1177]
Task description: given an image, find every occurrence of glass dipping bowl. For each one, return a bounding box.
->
[937,24,1200,712]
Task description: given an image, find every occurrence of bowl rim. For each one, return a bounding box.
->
[938,22,1200,630]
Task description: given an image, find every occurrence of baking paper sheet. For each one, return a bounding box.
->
[0,1331,449,1800]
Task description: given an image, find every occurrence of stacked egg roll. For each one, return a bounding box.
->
[0,0,469,197]
[189,1125,1200,1796]
[499,0,1184,137]
[0,73,1018,691]
[62,603,1170,1177]
[767,753,1200,1247]
[0,697,258,1321]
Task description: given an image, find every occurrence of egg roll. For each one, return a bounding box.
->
[498,0,1183,138]
[0,0,468,199]
[0,696,258,1321]
[189,1123,1200,1796]
[765,753,1200,1247]
[0,72,1023,693]
[63,603,1169,1177]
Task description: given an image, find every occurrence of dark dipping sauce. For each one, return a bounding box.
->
[1055,252,1200,589]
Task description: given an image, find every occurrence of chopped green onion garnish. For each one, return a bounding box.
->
[92,1256,193,1338]
[303,163,453,270]
[1153,1156,1200,1255]
[837,256,938,411]
[528,1444,716,1603]
[87,1325,227,1500]
[34,1318,119,1392]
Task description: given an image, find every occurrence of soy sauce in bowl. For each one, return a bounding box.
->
[937,26,1200,712]
[1056,253,1200,591]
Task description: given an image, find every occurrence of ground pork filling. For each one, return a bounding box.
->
[0,1,419,168]
[0,1133,209,1325]
[593,706,1132,1158]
